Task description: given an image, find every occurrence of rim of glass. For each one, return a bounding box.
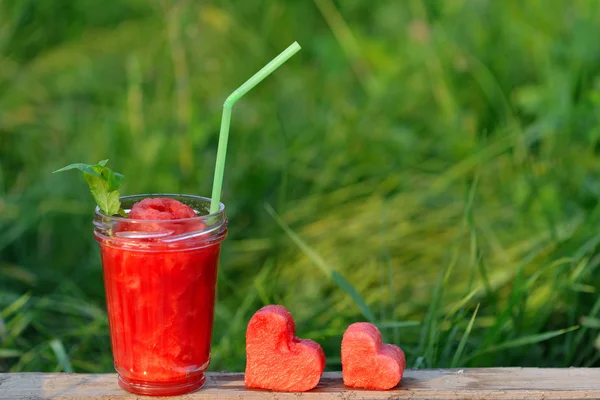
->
[94,193,226,223]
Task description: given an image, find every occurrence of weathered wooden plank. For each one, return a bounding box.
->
[1,369,600,400]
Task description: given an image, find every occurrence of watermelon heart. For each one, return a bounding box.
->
[245,305,326,392]
[341,322,406,390]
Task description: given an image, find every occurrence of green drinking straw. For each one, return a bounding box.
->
[209,42,301,214]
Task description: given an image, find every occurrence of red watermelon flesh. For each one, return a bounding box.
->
[119,198,205,235]
[341,322,406,390]
[245,305,325,392]
[129,198,197,220]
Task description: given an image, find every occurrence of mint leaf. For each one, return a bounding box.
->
[100,168,124,192]
[53,163,102,179]
[84,173,122,215]
[54,160,125,216]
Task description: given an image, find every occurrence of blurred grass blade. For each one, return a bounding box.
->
[580,317,600,329]
[49,338,73,373]
[416,271,444,368]
[313,0,374,93]
[0,349,22,358]
[0,314,6,341]
[448,289,479,316]
[0,263,38,286]
[451,303,480,368]
[265,203,376,322]
[1,292,31,319]
[569,296,600,364]
[468,326,579,361]
[376,321,420,329]
[8,313,32,338]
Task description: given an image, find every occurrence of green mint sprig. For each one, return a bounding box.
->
[53,159,126,216]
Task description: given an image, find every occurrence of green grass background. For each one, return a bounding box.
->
[2,0,600,373]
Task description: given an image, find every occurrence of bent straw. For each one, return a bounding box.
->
[210,42,301,214]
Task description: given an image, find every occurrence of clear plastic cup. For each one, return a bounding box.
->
[93,194,227,396]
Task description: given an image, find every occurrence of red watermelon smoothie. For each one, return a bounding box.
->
[93,194,227,396]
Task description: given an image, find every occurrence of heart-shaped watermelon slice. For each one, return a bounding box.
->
[245,305,325,392]
[341,322,405,390]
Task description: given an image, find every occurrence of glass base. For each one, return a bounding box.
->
[118,373,206,396]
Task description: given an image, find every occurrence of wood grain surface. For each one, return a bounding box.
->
[2,369,600,399]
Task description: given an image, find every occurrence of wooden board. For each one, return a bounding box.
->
[2,369,600,399]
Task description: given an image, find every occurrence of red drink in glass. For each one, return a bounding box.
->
[93,194,227,396]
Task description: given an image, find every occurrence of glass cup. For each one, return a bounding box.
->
[93,194,227,396]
